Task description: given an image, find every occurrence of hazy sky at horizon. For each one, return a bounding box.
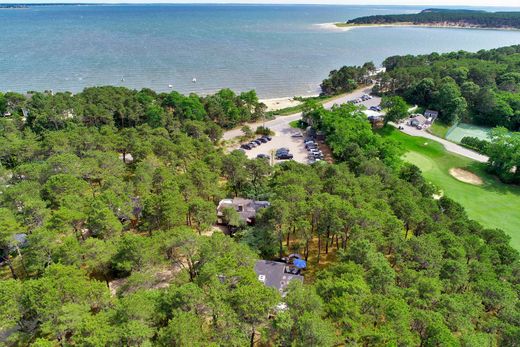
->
[1,0,519,8]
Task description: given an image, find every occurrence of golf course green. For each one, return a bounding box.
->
[381,127,520,250]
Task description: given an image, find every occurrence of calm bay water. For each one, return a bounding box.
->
[1,4,520,98]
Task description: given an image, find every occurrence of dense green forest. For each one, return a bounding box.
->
[322,45,520,183]
[323,45,520,130]
[345,8,520,29]
[320,62,376,96]
[1,67,519,344]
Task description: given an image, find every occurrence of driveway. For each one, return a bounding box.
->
[224,87,381,164]
[395,123,489,163]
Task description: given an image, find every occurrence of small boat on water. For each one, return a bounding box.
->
[168,84,173,88]
[192,78,197,83]
[121,76,125,82]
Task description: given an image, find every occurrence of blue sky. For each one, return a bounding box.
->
[1,0,519,6]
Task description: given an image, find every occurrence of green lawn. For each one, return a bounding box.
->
[427,122,451,139]
[381,127,520,250]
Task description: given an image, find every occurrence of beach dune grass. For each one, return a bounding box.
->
[380,127,520,250]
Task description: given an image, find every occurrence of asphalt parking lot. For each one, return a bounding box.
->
[229,88,382,165]
[240,129,309,164]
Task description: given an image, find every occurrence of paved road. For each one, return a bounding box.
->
[223,86,489,164]
[223,86,378,141]
[395,123,489,163]
[224,87,381,164]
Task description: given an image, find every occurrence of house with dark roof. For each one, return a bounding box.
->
[254,260,304,296]
[424,109,439,120]
[216,198,270,225]
[409,114,428,128]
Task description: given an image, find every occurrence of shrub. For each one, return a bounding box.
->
[460,136,489,154]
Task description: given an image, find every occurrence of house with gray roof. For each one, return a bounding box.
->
[424,109,439,120]
[254,260,304,296]
[216,198,270,225]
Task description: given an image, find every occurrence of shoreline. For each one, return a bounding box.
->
[260,94,319,112]
[318,22,520,31]
[315,22,520,32]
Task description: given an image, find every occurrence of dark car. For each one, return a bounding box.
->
[258,137,268,143]
[252,140,262,145]
[241,143,252,150]
[277,153,294,160]
[276,147,289,153]
[262,136,272,141]
[257,154,269,159]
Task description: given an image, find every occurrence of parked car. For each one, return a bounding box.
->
[258,137,268,143]
[276,147,289,153]
[241,144,252,150]
[248,142,257,148]
[257,154,269,159]
[369,106,378,111]
[291,133,303,138]
[252,140,262,146]
[277,153,294,160]
[262,136,272,141]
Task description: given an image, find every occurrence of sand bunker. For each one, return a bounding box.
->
[449,168,483,185]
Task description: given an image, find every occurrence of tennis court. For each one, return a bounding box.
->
[446,123,493,143]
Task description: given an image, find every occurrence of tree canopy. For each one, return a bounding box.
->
[0,59,519,346]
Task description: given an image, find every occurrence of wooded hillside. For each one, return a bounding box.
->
[346,8,520,29]
[0,68,518,345]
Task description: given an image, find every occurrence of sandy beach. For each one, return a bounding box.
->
[315,22,520,32]
[260,95,318,112]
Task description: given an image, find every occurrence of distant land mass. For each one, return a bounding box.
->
[0,4,29,8]
[338,8,520,30]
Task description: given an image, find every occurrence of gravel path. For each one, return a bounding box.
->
[395,123,489,163]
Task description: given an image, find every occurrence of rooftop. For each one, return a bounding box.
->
[217,198,270,223]
[254,260,303,296]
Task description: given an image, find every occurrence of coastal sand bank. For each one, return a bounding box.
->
[315,22,520,32]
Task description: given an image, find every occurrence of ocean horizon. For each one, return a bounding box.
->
[1,4,520,98]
